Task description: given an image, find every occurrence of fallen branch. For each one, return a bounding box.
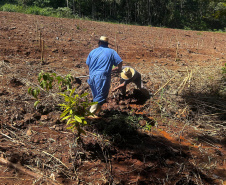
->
[0,176,32,181]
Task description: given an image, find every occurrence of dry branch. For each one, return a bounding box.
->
[154,74,177,96]
[177,70,192,95]
[0,131,25,146]
[42,151,69,169]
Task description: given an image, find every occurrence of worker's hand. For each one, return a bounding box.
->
[112,88,117,92]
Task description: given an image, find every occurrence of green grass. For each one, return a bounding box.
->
[0,3,80,19]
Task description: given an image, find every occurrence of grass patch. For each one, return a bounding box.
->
[0,3,80,18]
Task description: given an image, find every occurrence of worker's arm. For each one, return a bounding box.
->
[112,82,125,92]
[117,61,122,73]
[112,61,123,73]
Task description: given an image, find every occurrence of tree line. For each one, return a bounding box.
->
[2,0,226,31]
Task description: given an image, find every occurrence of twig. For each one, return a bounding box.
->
[177,68,192,94]
[178,120,189,144]
[42,151,69,169]
[74,75,90,78]
[41,40,44,63]
[175,41,180,62]
[39,31,42,49]
[0,131,25,146]
[176,76,188,94]
[0,177,32,181]
[180,105,188,116]
[189,149,204,185]
[154,74,177,96]
[202,112,226,117]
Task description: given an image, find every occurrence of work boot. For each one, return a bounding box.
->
[90,104,102,115]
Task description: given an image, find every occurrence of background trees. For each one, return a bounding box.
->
[1,0,226,31]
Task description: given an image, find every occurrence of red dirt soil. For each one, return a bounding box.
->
[0,12,226,185]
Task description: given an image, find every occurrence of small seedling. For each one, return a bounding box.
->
[55,74,73,91]
[28,87,40,107]
[59,88,97,137]
[222,63,226,76]
[38,70,54,91]
[28,71,96,137]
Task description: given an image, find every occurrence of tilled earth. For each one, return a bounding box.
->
[0,11,226,184]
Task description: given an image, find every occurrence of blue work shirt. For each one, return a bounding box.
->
[86,45,122,76]
[86,45,122,104]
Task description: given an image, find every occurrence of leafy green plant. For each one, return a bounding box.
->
[28,71,55,107]
[55,74,73,91]
[28,87,40,107]
[28,70,96,137]
[222,63,226,76]
[59,88,97,137]
[142,121,153,131]
[38,70,55,91]
[37,71,73,91]
[28,71,74,108]
[56,7,72,18]
[1,4,22,12]
[221,63,226,91]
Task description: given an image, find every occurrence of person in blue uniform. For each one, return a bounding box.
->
[86,36,122,114]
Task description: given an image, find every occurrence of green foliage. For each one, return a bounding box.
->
[38,70,54,91]
[102,114,138,138]
[59,89,96,137]
[33,0,51,7]
[55,74,73,91]
[213,2,226,19]
[24,6,54,16]
[28,87,40,107]
[142,121,153,131]
[222,63,226,75]
[37,71,73,91]
[28,70,55,108]
[1,0,226,31]
[56,7,72,18]
[28,70,95,137]
[0,3,23,12]
[17,0,32,6]
[222,63,226,82]
[25,5,41,15]
[0,3,53,16]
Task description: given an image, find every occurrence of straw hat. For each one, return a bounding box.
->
[121,67,135,80]
[99,36,108,43]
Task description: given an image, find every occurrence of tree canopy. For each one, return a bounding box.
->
[1,0,226,31]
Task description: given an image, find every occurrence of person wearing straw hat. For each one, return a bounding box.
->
[112,66,149,97]
[86,36,123,114]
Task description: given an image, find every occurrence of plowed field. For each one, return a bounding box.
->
[0,11,226,185]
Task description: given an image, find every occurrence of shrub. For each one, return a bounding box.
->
[28,71,95,137]
[56,7,72,18]
[222,63,226,76]
[59,89,96,137]
[40,7,55,16]
[25,6,42,15]
[1,4,19,12]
